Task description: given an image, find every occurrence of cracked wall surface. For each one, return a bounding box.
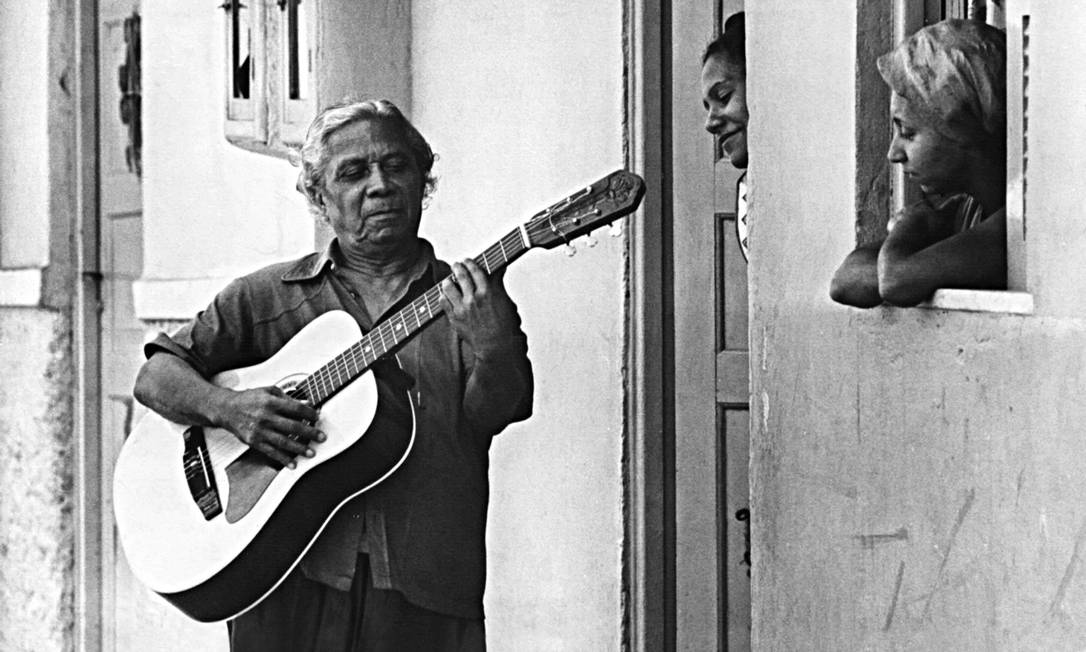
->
[0,309,74,652]
[748,3,1086,649]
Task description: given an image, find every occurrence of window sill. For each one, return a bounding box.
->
[0,268,43,306]
[225,135,295,161]
[132,277,236,321]
[916,289,1034,315]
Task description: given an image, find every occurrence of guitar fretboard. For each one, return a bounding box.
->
[291,227,529,406]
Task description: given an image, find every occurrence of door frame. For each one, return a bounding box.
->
[670,0,727,648]
[624,0,729,650]
[73,0,104,650]
[623,0,672,649]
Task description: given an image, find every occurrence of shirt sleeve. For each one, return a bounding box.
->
[142,277,259,378]
[460,309,534,438]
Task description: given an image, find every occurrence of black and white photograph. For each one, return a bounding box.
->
[1,1,1080,650]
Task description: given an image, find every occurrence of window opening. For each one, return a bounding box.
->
[282,0,309,101]
[278,0,313,145]
[842,0,1029,312]
[120,12,142,177]
[228,0,252,100]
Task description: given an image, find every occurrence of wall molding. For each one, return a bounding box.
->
[0,268,45,307]
[132,277,236,321]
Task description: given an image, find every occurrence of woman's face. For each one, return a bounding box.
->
[887,93,971,197]
[701,53,749,169]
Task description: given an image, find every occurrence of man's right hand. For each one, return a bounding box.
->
[221,386,325,468]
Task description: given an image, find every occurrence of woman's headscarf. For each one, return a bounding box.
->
[877,19,1006,159]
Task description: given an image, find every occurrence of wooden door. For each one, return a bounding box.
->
[709,17,752,643]
[97,2,227,649]
[714,124,752,652]
[670,0,751,649]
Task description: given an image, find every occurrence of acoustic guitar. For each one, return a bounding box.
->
[112,169,645,623]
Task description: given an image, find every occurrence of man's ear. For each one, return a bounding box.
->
[311,190,330,222]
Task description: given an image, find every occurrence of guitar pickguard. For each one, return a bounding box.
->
[224,451,281,523]
[221,372,313,524]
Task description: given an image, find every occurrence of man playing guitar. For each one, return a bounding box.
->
[133,99,534,651]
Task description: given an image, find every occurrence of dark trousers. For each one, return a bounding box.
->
[227,554,486,652]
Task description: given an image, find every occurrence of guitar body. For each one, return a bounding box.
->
[112,310,415,623]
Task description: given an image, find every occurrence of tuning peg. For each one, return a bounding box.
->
[609,222,623,238]
[584,234,599,248]
[565,243,577,257]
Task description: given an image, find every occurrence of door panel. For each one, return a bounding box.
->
[722,409,751,651]
[715,167,751,652]
[711,3,751,650]
[671,0,750,649]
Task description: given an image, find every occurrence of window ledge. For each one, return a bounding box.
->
[0,268,43,307]
[132,277,236,322]
[917,289,1034,315]
[225,135,295,161]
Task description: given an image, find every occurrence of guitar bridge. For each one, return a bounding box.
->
[182,426,223,520]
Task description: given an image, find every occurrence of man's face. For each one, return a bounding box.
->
[701,53,749,169]
[319,119,425,252]
[887,93,970,197]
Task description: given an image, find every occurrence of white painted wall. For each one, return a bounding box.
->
[0,311,72,652]
[0,5,77,645]
[139,4,312,319]
[413,3,626,649]
[1023,5,1086,319]
[748,3,1086,649]
[129,6,314,650]
[0,2,50,268]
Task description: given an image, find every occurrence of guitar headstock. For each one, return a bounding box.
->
[524,170,646,250]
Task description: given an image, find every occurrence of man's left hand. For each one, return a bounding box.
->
[440,259,517,354]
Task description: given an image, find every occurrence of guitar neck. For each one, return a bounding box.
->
[295,227,530,406]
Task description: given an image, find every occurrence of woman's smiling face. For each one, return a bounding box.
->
[701,53,749,169]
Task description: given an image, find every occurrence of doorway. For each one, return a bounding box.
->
[625,0,750,649]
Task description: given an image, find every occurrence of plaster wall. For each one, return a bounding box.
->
[1023,6,1086,318]
[139,4,312,313]
[0,309,73,652]
[748,4,1086,650]
[0,2,50,267]
[0,3,77,649]
[412,3,626,649]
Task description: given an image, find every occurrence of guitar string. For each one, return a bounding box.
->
[304,229,524,403]
[201,228,530,465]
[188,177,624,462]
[319,228,523,394]
[184,177,636,467]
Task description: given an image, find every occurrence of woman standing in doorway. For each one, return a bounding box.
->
[701,11,751,260]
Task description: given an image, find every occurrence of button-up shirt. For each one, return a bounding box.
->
[145,238,533,619]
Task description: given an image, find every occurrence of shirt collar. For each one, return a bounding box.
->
[280,237,440,283]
